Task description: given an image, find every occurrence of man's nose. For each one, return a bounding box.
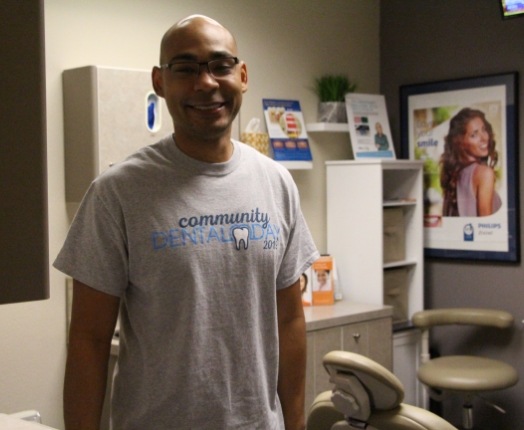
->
[194,66,219,90]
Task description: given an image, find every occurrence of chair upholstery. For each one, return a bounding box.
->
[412,308,518,430]
[307,390,344,430]
[306,351,457,430]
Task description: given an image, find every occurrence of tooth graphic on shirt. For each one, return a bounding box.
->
[232,226,249,250]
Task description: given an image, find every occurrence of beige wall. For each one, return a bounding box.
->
[0,1,379,428]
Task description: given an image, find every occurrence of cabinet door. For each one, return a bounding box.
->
[366,318,393,369]
[1,0,48,304]
[393,328,425,408]
[341,318,392,369]
[311,327,342,397]
[341,322,369,355]
[305,318,393,413]
[305,327,341,416]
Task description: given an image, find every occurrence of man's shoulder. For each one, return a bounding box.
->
[101,138,170,175]
[90,137,172,197]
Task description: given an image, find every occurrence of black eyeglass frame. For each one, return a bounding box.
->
[159,56,240,78]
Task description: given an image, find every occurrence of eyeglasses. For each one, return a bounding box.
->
[160,57,239,80]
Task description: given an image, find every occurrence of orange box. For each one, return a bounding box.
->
[311,256,335,305]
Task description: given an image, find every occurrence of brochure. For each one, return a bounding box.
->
[262,99,313,169]
[345,93,396,159]
[300,267,313,307]
[311,255,336,306]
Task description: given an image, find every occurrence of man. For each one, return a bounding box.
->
[55,15,318,430]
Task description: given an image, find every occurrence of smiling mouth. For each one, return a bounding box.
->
[190,102,226,111]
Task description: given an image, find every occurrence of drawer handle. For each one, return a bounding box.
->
[352,333,361,341]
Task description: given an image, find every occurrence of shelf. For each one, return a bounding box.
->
[277,160,313,170]
[383,259,418,269]
[306,122,349,133]
[326,159,423,168]
[383,199,417,207]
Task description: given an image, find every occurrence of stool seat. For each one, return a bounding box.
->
[418,355,518,392]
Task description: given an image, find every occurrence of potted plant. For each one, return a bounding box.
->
[313,75,357,123]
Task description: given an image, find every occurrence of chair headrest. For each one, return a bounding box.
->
[323,351,404,414]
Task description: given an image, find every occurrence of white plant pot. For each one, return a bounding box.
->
[317,102,347,123]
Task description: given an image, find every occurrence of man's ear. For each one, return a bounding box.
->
[151,67,164,97]
[240,62,248,93]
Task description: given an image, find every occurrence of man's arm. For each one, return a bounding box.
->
[64,279,120,430]
[277,279,307,430]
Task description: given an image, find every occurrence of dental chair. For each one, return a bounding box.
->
[307,350,457,430]
[412,308,518,430]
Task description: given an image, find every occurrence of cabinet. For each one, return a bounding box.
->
[62,66,172,204]
[326,159,424,324]
[303,301,392,415]
[1,0,48,304]
[393,328,426,408]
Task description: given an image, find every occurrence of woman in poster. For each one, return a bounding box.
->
[440,107,502,217]
[374,121,390,150]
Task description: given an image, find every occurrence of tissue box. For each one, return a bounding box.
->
[383,267,409,322]
[240,132,270,156]
[383,207,405,263]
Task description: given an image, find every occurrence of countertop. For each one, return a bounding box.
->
[304,300,392,331]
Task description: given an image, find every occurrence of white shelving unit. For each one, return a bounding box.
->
[305,125,426,407]
[306,122,349,133]
[326,159,424,322]
[326,158,426,408]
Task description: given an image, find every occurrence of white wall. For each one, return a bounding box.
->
[0,1,379,428]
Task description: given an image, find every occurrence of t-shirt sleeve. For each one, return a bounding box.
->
[275,181,319,290]
[53,182,129,297]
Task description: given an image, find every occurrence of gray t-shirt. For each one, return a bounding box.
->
[54,136,319,430]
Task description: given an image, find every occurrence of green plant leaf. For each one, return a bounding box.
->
[312,75,357,102]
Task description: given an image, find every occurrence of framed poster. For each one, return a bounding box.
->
[500,0,524,19]
[400,72,519,262]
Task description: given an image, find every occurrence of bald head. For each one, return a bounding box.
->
[159,15,237,65]
[176,14,222,28]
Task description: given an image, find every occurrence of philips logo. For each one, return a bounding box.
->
[463,224,474,242]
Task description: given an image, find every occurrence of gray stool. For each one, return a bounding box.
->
[412,308,519,429]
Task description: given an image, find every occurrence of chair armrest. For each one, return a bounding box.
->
[412,308,514,329]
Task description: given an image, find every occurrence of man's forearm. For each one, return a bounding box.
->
[278,314,307,430]
[63,338,112,430]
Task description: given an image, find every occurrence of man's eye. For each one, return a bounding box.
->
[211,63,234,75]
[171,64,197,74]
